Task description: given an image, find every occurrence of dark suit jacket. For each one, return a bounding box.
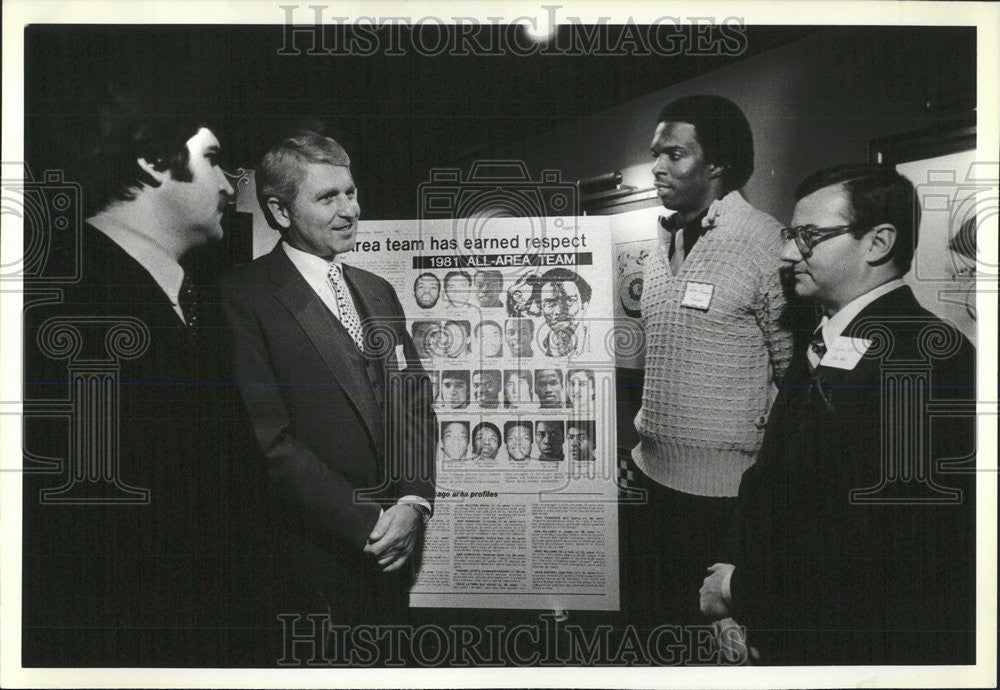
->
[220,244,436,629]
[728,286,976,665]
[22,224,265,666]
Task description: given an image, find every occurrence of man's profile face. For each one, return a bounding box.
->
[476,323,503,357]
[414,275,440,308]
[650,121,717,216]
[474,427,501,459]
[535,422,564,460]
[782,184,868,309]
[166,127,234,245]
[540,280,584,331]
[441,375,469,408]
[444,274,473,306]
[442,423,469,460]
[535,369,564,408]
[566,425,594,462]
[279,162,360,259]
[505,425,533,460]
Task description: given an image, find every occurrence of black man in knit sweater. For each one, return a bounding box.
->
[624,95,793,634]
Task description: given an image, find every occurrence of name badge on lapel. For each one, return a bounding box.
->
[820,336,872,370]
[681,281,714,311]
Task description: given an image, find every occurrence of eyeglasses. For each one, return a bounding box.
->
[780,224,865,257]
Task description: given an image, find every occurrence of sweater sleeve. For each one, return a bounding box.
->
[754,252,793,384]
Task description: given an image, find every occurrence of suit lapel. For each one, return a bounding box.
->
[267,247,382,446]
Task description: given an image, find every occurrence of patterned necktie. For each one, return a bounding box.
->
[178,274,201,331]
[327,262,365,352]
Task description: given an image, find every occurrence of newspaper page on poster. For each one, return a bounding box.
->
[344,215,620,610]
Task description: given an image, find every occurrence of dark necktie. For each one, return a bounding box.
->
[808,334,827,372]
[659,215,684,275]
[806,332,835,411]
[179,274,201,331]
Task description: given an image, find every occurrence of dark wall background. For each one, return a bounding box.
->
[25,24,819,220]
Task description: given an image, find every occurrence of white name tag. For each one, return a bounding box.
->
[681,281,714,311]
[395,344,408,370]
[820,336,872,370]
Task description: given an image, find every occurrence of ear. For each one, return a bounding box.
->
[866,223,898,264]
[708,163,726,180]
[266,196,292,229]
[136,157,170,184]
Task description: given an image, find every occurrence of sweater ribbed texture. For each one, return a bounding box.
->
[634,191,793,497]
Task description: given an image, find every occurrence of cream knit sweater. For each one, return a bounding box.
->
[633,191,792,497]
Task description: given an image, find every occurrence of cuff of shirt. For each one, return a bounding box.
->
[722,566,734,609]
[396,495,432,523]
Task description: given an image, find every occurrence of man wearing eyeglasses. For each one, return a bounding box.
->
[700,164,976,664]
[625,95,793,632]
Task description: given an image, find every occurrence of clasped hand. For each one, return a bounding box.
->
[362,504,422,572]
[699,562,735,619]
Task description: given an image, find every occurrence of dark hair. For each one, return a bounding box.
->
[474,269,503,286]
[535,369,564,385]
[656,94,754,192]
[444,270,472,285]
[85,91,207,215]
[538,268,592,305]
[794,163,919,271]
[472,421,501,443]
[504,420,533,438]
[567,420,595,435]
[473,369,501,385]
[414,272,440,288]
[441,369,469,383]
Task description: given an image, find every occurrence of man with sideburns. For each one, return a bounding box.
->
[21,92,268,666]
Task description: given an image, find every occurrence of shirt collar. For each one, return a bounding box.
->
[281,241,341,280]
[88,212,186,307]
[820,278,906,346]
[658,207,710,235]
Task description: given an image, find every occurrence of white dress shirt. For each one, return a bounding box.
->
[807,279,907,368]
[281,241,353,321]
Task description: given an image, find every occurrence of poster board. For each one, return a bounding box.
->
[344,215,620,610]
